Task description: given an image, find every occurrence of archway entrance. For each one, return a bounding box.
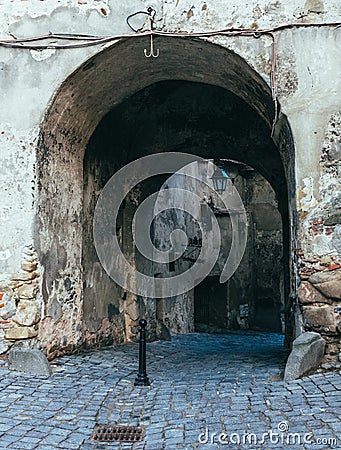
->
[35,37,295,358]
[193,167,284,335]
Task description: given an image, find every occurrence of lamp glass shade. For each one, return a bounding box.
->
[211,168,229,194]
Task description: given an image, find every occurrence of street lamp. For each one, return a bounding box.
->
[211,167,229,194]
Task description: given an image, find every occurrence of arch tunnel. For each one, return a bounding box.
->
[34,36,296,358]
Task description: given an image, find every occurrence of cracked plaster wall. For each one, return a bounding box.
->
[0,0,340,358]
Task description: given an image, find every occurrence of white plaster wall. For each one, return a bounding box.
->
[0,0,340,283]
[163,0,340,30]
[0,126,36,277]
[0,0,157,279]
[281,28,340,192]
[281,27,340,261]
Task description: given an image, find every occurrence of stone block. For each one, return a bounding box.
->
[298,281,331,304]
[21,262,38,272]
[0,293,16,320]
[309,268,341,299]
[9,280,23,289]
[17,283,38,299]
[323,335,341,356]
[13,300,41,326]
[8,348,52,376]
[325,343,340,355]
[5,326,38,340]
[11,271,38,282]
[284,332,325,381]
[302,304,335,331]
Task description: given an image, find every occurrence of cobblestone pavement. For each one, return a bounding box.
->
[0,332,340,450]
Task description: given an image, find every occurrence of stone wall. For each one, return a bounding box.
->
[298,268,341,360]
[0,246,42,355]
[296,109,341,359]
[0,0,340,360]
[152,162,283,334]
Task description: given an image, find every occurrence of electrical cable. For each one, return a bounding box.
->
[0,22,339,50]
[0,19,339,134]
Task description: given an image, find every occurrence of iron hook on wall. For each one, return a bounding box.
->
[126,7,160,58]
[144,34,159,58]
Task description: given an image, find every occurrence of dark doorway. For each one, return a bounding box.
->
[254,298,282,332]
[194,277,227,331]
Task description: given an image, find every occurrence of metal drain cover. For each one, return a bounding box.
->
[91,424,145,442]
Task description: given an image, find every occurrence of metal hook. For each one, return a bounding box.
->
[144,34,159,58]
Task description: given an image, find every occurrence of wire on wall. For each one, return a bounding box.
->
[0,13,340,135]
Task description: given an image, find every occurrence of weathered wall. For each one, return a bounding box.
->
[80,81,284,345]
[152,160,238,335]
[150,162,284,334]
[0,0,340,359]
[247,172,284,332]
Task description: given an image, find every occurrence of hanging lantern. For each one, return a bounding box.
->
[211,167,229,194]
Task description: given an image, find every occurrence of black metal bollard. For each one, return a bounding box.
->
[134,319,151,386]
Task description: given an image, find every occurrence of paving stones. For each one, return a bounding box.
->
[0,332,339,449]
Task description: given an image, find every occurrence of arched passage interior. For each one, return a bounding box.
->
[35,36,296,358]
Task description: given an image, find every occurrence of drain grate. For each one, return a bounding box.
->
[91,424,145,443]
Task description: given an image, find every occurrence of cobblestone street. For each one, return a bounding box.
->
[0,332,340,450]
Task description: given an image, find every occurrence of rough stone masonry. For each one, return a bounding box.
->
[0,0,340,365]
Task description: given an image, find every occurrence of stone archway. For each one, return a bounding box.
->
[35,36,296,358]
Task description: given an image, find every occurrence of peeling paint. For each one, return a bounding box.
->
[299,177,317,210]
[163,0,340,31]
[29,48,56,61]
